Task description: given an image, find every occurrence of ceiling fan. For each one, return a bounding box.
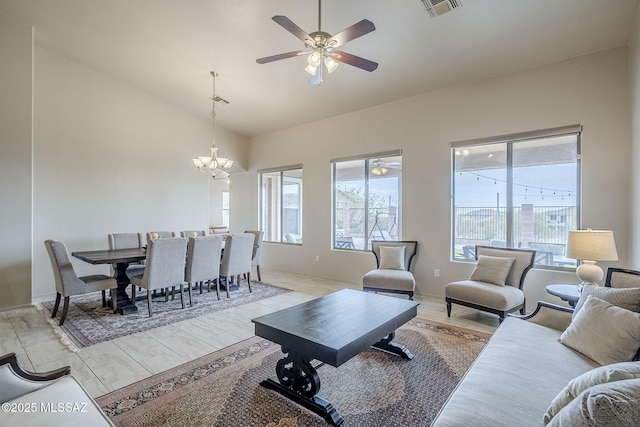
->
[371,158,401,175]
[256,0,378,86]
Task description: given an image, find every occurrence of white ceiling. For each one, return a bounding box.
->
[1,0,638,137]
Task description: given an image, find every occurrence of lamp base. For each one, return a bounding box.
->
[575,260,603,288]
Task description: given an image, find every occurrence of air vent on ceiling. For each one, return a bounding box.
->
[420,0,462,18]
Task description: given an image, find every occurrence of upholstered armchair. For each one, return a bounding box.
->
[362,240,418,300]
[445,245,535,323]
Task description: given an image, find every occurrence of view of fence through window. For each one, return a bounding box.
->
[452,129,580,268]
[332,154,402,250]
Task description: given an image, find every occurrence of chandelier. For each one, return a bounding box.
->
[192,71,233,180]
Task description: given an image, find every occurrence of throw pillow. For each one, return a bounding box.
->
[546,378,640,427]
[543,361,640,424]
[469,255,515,286]
[572,285,640,320]
[558,295,640,366]
[379,246,406,270]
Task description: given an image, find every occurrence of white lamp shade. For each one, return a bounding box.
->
[566,229,618,261]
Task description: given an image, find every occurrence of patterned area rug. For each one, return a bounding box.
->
[97,319,490,426]
[37,281,290,349]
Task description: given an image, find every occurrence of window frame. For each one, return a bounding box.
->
[258,164,303,244]
[450,125,582,270]
[331,150,402,252]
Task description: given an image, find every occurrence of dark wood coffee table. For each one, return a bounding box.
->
[251,289,419,426]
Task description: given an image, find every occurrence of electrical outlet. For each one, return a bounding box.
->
[315,255,319,262]
[434,269,440,277]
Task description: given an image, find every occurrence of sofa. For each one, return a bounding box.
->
[431,296,640,426]
[0,353,114,426]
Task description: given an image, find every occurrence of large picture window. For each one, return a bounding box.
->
[332,151,402,251]
[452,125,581,268]
[259,165,303,244]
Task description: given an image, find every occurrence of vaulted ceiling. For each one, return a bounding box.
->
[1,0,638,137]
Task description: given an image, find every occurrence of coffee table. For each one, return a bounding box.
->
[251,288,419,426]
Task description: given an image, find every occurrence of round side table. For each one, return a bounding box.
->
[545,284,580,308]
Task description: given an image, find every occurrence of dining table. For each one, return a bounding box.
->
[72,247,146,315]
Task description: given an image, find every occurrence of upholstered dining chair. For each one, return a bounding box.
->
[362,240,418,300]
[244,230,264,282]
[185,235,223,302]
[44,240,118,326]
[445,245,536,323]
[180,230,208,238]
[130,237,188,317]
[219,233,254,298]
[107,232,145,278]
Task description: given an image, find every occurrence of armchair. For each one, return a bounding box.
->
[445,245,535,323]
[362,240,418,299]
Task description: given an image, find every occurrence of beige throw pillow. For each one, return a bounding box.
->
[572,285,640,320]
[558,296,640,366]
[543,361,640,424]
[379,246,405,270]
[469,255,515,286]
[547,378,640,427]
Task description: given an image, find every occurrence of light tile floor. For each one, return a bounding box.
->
[0,270,498,398]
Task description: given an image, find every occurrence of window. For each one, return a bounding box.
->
[259,165,303,243]
[221,191,229,228]
[452,125,581,268]
[332,151,402,251]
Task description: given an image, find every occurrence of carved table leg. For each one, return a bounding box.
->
[372,332,414,360]
[261,349,344,426]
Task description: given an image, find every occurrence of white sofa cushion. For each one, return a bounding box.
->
[0,376,114,426]
[547,378,640,427]
[544,361,640,424]
[559,296,640,365]
[362,269,415,292]
[445,279,524,311]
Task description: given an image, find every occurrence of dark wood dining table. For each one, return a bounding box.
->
[72,248,146,315]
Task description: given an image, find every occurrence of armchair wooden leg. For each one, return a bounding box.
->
[132,285,136,302]
[52,293,61,318]
[446,300,452,318]
[101,290,107,307]
[59,296,70,326]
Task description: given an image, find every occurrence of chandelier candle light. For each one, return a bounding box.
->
[192,71,233,180]
[566,228,618,290]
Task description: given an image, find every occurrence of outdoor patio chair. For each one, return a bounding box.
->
[362,240,418,300]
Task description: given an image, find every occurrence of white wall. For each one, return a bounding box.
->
[31,47,248,302]
[631,6,640,267]
[235,47,631,311]
[0,14,33,309]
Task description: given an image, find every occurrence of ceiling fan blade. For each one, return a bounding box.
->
[333,50,378,72]
[256,50,306,64]
[328,19,376,48]
[272,15,312,44]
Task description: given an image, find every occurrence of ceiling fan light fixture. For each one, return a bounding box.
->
[304,63,318,76]
[324,56,339,73]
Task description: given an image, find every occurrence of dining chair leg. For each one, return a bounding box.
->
[147,292,153,317]
[132,285,136,302]
[247,272,252,292]
[111,289,118,314]
[59,296,70,326]
[215,279,220,300]
[180,284,185,309]
[187,283,192,307]
[52,293,62,318]
[257,265,261,282]
[225,277,230,298]
[101,290,107,307]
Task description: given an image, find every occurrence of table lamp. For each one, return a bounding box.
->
[566,228,618,289]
